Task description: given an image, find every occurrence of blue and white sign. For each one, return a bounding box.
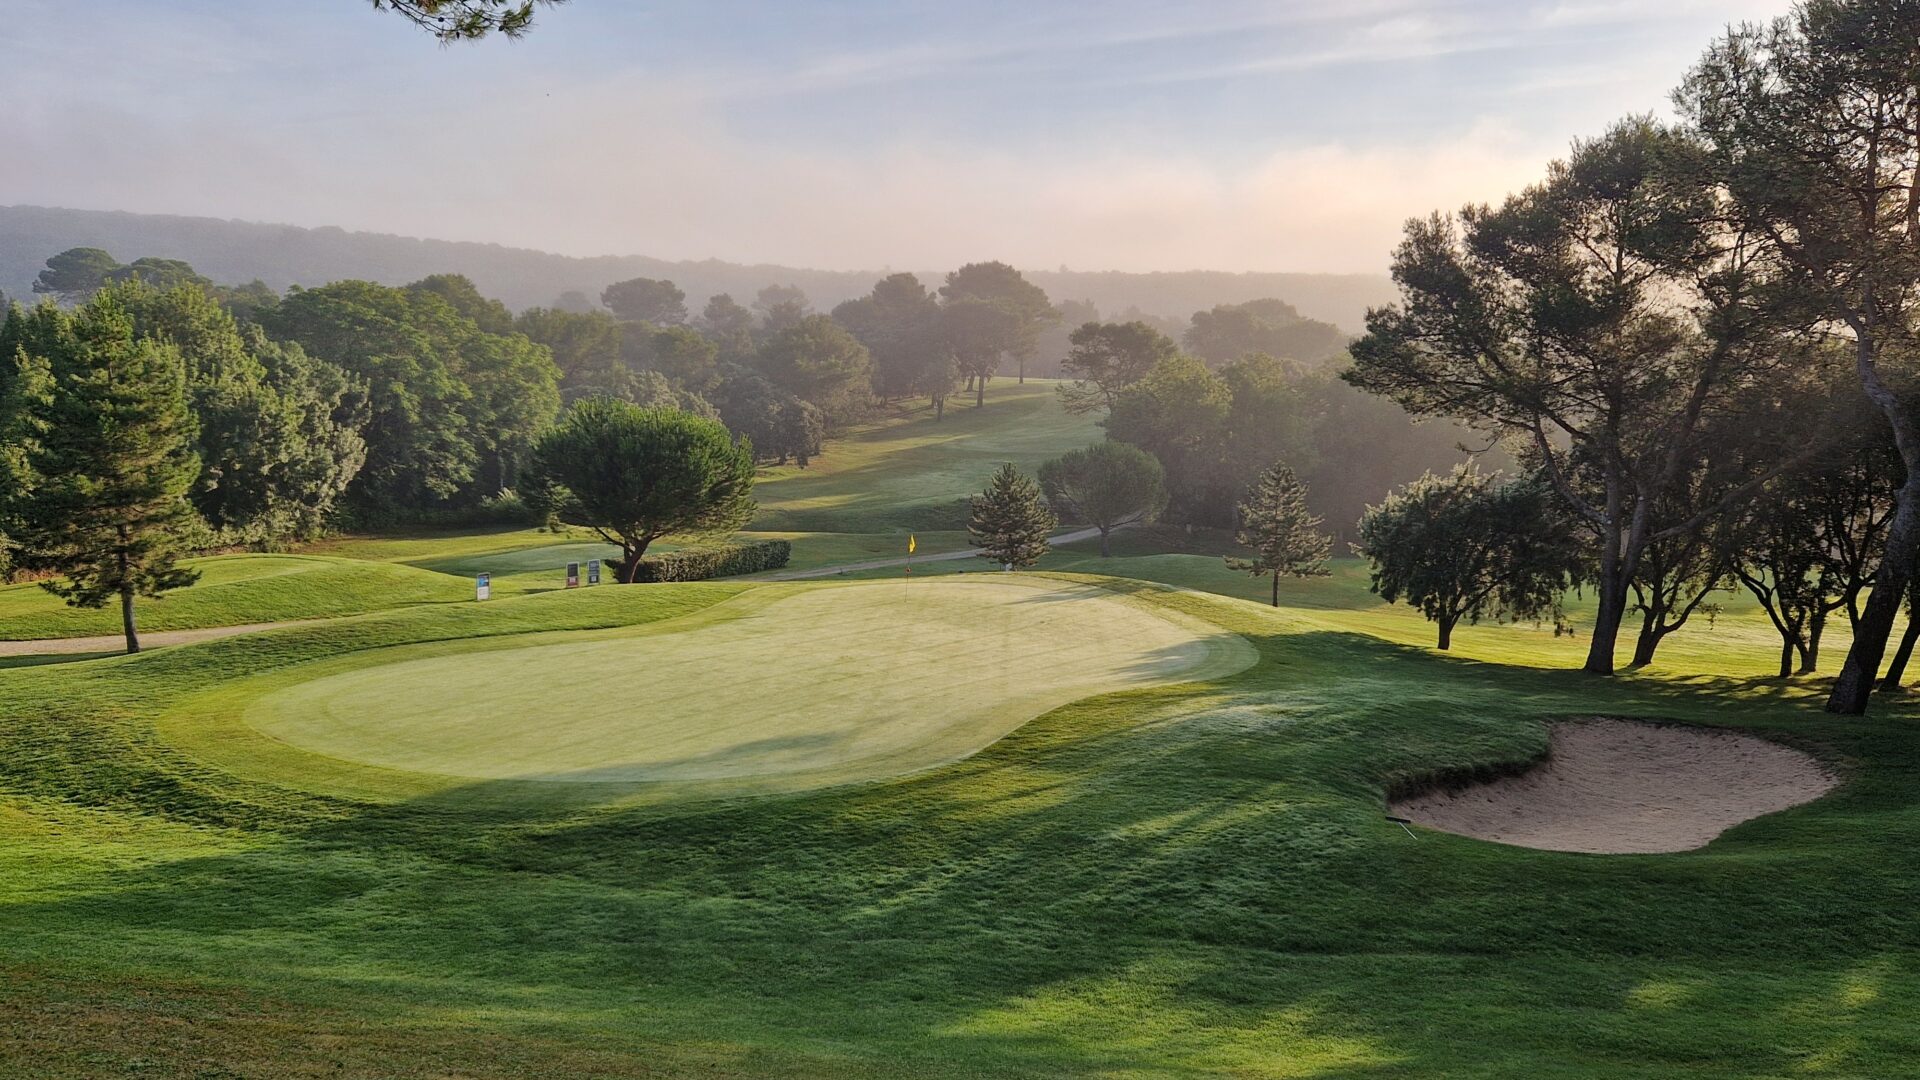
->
[475,572,491,601]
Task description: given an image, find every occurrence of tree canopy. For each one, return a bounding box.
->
[527,398,756,583]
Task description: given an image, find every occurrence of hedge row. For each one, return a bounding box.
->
[630,539,792,582]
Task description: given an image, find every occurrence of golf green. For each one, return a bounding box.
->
[240,578,1254,790]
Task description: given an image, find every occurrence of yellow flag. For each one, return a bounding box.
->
[908,534,917,553]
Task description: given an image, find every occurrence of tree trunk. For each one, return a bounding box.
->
[1628,599,1665,669]
[976,381,985,408]
[1630,626,1662,669]
[934,396,945,420]
[1800,610,1826,674]
[618,537,652,584]
[1880,615,1920,692]
[1830,481,1920,713]
[1099,526,1112,558]
[1270,573,1279,608]
[1585,578,1627,675]
[1778,638,1795,680]
[1437,616,1454,651]
[120,583,139,655]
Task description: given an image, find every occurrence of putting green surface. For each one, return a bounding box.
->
[239,578,1253,791]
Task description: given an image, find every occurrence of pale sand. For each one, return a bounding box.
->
[1391,718,1839,854]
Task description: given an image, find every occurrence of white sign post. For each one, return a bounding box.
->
[475,572,491,601]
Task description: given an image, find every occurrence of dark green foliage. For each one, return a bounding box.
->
[754,314,872,429]
[1184,297,1347,367]
[515,305,624,402]
[5,290,202,652]
[1357,466,1584,649]
[601,276,687,325]
[697,292,757,364]
[832,272,940,402]
[1348,119,1789,675]
[370,0,563,41]
[1227,462,1331,606]
[1682,0,1920,713]
[117,282,369,541]
[629,538,792,582]
[528,398,756,582]
[408,273,514,334]
[627,324,720,395]
[1104,354,1233,521]
[1038,441,1166,557]
[31,247,121,302]
[969,462,1055,568]
[1057,320,1179,414]
[715,374,824,466]
[266,278,560,511]
[939,261,1057,384]
[104,257,212,292]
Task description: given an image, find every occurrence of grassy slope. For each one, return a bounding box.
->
[0,555,474,640]
[0,573,1916,1077]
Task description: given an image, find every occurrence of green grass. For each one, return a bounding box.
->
[0,554,474,640]
[214,578,1250,796]
[751,380,1102,536]
[1,568,1917,1077]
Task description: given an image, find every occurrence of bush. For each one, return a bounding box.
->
[626,539,791,582]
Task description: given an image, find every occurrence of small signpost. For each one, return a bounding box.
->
[587,559,601,585]
[475,572,491,601]
[566,562,580,589]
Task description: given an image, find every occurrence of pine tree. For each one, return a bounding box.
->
[969,462,1055,570]
[1227,461,1331,607]
[11,290,203,653]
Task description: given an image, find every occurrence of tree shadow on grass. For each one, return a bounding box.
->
[5,619,1920,1076]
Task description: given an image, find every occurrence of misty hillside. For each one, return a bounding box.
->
[0,205,1395,332]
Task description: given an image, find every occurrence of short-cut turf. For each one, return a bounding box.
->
[0,554,472,640]
[238,578,1253,792]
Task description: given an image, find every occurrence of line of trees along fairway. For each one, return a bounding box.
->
[1349,120,1798,676]
[1330,0,1920,712]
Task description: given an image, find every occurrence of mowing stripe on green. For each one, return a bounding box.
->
[240,578,1256,791]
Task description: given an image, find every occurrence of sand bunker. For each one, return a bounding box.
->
[1391,718,1838,854]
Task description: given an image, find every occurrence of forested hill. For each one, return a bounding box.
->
[0,205,1395,331]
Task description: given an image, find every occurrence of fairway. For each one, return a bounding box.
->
[242,578,1254,790]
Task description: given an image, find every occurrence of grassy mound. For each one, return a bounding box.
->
[227,579,1251,795]
[0,554,473,640]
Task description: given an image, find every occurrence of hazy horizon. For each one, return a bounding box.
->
[8,0,1785,275]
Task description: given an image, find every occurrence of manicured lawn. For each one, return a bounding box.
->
[751,380,1103,538]
[0,554,473,640]
[0,570,1915,1077]
[220,578,1250,795]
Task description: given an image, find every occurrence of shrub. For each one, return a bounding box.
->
[624,539,791,583]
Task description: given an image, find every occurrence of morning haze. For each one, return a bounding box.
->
[2,1,1915,1077]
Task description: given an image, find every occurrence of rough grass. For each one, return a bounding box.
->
[1,568,1917,1078]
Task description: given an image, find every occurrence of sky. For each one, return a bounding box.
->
[4,0,1789,274]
